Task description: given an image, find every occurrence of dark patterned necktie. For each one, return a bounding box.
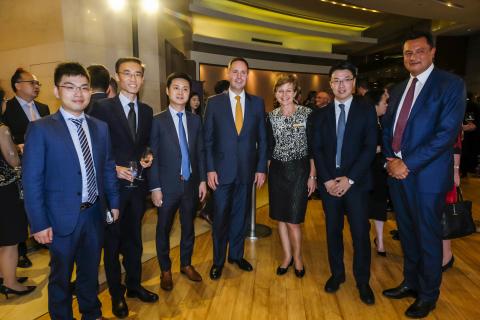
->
[70,118,97,203]
[392,78,418,153]
[128,102,137,141]
[336,104,345,168]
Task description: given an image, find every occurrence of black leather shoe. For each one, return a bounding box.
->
[209,265,223,280]
[383,283,417,299]
[358,284,375,305]
[228,258,253,271]
[324,275,345,293]
[405,299,436,318]
[276,257,293,275]
[0,276,28,285]
[294,267,306,278]
[111,296,129,318]
[17,255,32,268]
[126,286,159,303]
[442,256,454,272]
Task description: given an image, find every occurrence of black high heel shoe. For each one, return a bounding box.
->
[374,238,387,257]
[294,266,306,278]
[0,284,36,299]
[276,257,294,275]
[442,256,455,272]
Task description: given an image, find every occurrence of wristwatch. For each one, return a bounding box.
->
[348,179,355,185]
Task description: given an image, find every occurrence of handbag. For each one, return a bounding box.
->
[441,187,475,239]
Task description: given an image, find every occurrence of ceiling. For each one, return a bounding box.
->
[189,0,480,60]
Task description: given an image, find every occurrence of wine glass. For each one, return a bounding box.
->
[126,161,138,188]
[136,147,152,181]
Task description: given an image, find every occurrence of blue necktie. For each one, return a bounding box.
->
[70,118,98,203]
[336,104,346,168]
[177,112,190,181]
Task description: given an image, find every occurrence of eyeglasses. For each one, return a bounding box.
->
[16,80,41,87]
[58,85,91,93]
[330,78,354,86]
[118,71,143,78]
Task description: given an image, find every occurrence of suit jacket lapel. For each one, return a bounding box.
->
[113,96,135,144]
[85,115,101,175]
[186,112,195,157]
[165,112,181,156]
[52,112,81,170]
[241,93,254,136]
[326,103,336,143]
[222,93,237,135]
[13,98,29,124]
[407,68,436,123]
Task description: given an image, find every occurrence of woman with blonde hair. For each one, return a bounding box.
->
[267,74,316,277]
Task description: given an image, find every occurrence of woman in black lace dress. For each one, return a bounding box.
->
[0,120,35,297]
[267,74,317,278]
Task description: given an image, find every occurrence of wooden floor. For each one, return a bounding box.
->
[33,177,480,319]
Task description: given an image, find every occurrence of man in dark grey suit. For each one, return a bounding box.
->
[2,67,50,268]
[149,72,207,291]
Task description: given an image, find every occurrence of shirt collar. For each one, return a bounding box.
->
[15,95,33,107]
[334,95,353,108]
[119,92,137,107]
[411,63,434,85]
[169,105,186,117]
[228,88,245,100]
[59,106,85,121]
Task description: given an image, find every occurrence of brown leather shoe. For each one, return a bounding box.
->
[180,265,203,282]
[160,270,173,291]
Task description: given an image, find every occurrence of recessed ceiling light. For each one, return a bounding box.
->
[432,0,464,9]
[319,0,380,13]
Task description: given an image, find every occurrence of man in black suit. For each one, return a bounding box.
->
[149,72,207,291]
[2,67,50,268]
[311,61,377,305]
[85,64,110,113]
[89,57,157,318]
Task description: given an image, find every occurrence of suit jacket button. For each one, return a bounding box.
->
[78,171,81,175]
[77,192,81,196]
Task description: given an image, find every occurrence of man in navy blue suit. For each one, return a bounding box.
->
[311,61,377,305]
[23,62,119,320]
[149,72,207,291]
[89,57,157,318]
[204,57,268,280]
[382,31,466,318]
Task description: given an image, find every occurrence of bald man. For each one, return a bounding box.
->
[315,91,331,109]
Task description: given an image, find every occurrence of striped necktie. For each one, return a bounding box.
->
[70,118,98,203]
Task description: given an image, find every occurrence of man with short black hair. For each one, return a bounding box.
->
[90,57,156,318]
[311,61,377,305]
[23,62,119,320]
[85,64,110,113]
[2,67,50,268]
[149,72,207,291]
[382,30,466,318]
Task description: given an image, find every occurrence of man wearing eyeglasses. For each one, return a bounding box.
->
[89,57,156,318]
[2,68,50,269]
[3,68,50,150]
[311,61,377,305]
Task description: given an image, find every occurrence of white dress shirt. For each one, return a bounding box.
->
[393,63,434,158]
[60,107,97,203]
[334,95,353,131]
[119,92,139,130]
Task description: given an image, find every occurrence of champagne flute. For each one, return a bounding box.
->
[126,161,138,188]
[137,147,152,181]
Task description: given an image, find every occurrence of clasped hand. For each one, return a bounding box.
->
[386,158,409,179]
[324,176,351,197]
